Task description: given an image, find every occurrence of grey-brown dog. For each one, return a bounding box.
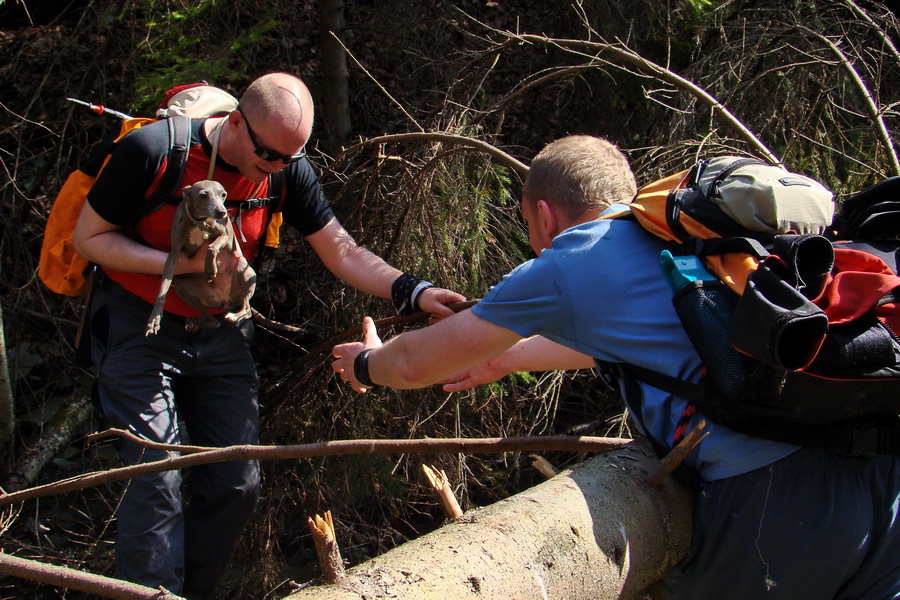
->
[145,180,256,335]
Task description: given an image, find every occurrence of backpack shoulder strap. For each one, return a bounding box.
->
[267,170,286,212]
[140,115,192,217]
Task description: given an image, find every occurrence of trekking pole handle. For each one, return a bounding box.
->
[66,97,132,120]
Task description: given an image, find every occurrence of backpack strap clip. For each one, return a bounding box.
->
[828,421,900,456]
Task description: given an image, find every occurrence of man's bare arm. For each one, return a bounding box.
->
[307,217,465,318]
[438,335,596,392]
[73,202,205,275]
[332,309,522,391]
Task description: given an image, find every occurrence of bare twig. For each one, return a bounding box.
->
[647,421,708,486]
[333,34,424,133]
[472,64,597,125]
[422,463,463,518]
[250,307,305,333]
[0,552,185,600]
[344,133,529,177]
[0,436,632,507]
[841,0,900,65]
[0,301,14,480]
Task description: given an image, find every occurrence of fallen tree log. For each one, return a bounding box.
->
[287,440,692,600]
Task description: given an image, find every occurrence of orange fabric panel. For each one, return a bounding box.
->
[630,168,690,242]
[704,253,760,295]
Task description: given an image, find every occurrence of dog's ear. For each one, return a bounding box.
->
[181,184,193,199]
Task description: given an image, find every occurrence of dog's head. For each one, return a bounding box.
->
[182,180,228,220]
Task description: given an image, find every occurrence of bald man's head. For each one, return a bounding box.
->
[239,72,314,139]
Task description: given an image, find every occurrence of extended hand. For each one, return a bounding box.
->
[331,316,384,393]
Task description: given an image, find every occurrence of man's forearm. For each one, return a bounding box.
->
[498,336,596,373]
[75,230,171,275]
[361,310,524,389]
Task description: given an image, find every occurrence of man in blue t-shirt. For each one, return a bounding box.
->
[332,135,900,599]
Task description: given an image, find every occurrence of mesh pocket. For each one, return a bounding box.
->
[672,279,756,401]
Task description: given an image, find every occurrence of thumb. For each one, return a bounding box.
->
[361,316,381,346]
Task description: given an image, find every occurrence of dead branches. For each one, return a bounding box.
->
[0,434,631,507]
[797,25,900,175]
[344,132,529,177]
[489,33,783,166]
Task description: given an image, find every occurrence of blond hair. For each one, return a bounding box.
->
[522,136,636,218]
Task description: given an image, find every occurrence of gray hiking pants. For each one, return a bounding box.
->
[89,279,260,599]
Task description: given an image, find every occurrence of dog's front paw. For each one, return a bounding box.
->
[146,316,162,336]
[205,251,220,280]
[223,309,250,324]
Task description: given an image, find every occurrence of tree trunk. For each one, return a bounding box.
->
[319,0,351,149]
[3,384,92,492]
[0,301,15,479]
[287,440,692,600]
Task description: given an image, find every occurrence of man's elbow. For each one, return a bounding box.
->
[393,360,437,389]
[71,228,101,263]
[71,231,89,259]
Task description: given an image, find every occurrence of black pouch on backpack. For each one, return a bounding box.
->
[728,262,829,371]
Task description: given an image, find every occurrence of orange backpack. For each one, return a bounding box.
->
[39,116,179,296]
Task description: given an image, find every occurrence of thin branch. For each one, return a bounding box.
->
[471,64,598,125]
[332,32,424,133]
[648,421,708,486]
[503,33,782,166]
[344,132,529,177]
[841,0,900,65]
[797,25,900,176]
[0,436,632,507]
[0,552,185,600]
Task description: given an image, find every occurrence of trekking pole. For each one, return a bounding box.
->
[66,97,132,120]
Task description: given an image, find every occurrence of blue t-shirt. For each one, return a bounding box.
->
[472,205,798,481]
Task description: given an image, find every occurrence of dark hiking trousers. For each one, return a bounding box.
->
[665,446,900,600]
[90,279,260,599]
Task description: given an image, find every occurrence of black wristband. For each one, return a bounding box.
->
[391,272,434,314]
[353,349,377,387]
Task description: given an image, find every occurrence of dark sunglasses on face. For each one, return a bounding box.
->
[237,107,307,164]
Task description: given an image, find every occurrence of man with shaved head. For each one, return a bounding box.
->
[73,72,463,598]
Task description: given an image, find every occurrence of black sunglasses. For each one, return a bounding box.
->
[237,107,307,164]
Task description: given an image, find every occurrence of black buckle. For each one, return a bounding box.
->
[831,423,889,456]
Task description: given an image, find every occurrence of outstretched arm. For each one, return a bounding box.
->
[307,217,465,318]
[332,309,521,392]
[438,336,596,392]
